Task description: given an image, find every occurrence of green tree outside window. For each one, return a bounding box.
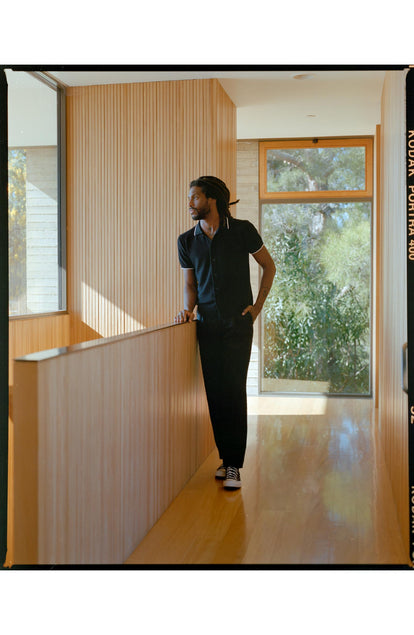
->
[262,145,371,395]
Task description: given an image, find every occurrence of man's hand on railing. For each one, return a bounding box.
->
[174,310,196,324]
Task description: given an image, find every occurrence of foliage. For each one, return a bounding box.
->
[8,149,27,313]
[262,145,371,394]
[267,146,366,192]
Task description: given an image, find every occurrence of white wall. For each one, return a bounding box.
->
[221,71,385,139]
[236,141,261,395]
[6,70,57,147]
[378,69,409,553]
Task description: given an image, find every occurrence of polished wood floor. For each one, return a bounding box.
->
[125,397,408,566]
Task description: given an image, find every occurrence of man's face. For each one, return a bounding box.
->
[188,186,211,221]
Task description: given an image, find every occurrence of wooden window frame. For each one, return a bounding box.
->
[259,137,373,202]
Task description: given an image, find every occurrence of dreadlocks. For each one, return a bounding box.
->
[190,176,240,225]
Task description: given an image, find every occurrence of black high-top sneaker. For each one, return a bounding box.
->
[215,463,226,479]
[224,466,241,489]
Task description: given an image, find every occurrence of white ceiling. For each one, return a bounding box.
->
[50,69,389,139]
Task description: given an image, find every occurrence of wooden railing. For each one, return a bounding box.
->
[8,321,212,565]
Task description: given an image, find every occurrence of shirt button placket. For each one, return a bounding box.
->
[211,245,219,299]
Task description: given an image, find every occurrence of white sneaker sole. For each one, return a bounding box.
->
[223,478,241,489]
[215,468,226,479]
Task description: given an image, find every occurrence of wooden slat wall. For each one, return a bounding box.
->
[6,312,70,567]
[9,313,71,386]
[10,321,212,565]
[378,70,409,555]
[66,79,236,343]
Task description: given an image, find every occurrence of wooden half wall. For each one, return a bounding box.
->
[378,70,409,556]
[9,321,212,565]
[66,78,237,343]
[9,313,71,387]
[7,313,71,563]
[6,77,234,565]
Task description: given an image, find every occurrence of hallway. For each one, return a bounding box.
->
[125,397,408,566]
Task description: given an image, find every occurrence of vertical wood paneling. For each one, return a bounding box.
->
[11,322,212,565]
[10,362,39,565]
[8,314,70,386]
[66,79,236,343]
[378,70,409,554]
[6,314,71,567]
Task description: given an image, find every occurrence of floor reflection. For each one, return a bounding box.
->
[248,395,328,416]
[126,398,407,566]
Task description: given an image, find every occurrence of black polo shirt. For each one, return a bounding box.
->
[177,217,264,318]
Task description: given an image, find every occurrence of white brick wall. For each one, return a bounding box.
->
[25,147,59,313]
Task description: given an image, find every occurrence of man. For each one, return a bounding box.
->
[175,176,276,490]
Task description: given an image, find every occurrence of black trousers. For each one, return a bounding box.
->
[196,309,253,468]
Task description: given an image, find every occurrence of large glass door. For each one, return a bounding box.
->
[260,138,373,395]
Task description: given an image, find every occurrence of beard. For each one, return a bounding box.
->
[190,205,210,222]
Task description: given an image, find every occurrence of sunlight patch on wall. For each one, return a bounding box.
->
[81,282,146,338]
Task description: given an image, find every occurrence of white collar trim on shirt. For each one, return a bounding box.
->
[194,217,230,236]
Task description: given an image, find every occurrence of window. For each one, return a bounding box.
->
[260,138,373,201]
[260,138,373,395]
[7,70,66,316]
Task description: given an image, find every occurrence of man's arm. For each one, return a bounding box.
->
[174,269,198,323]
[242,245,276,322]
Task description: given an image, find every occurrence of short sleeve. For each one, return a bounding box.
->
[243,221,264,254]
[177,235,194,269]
